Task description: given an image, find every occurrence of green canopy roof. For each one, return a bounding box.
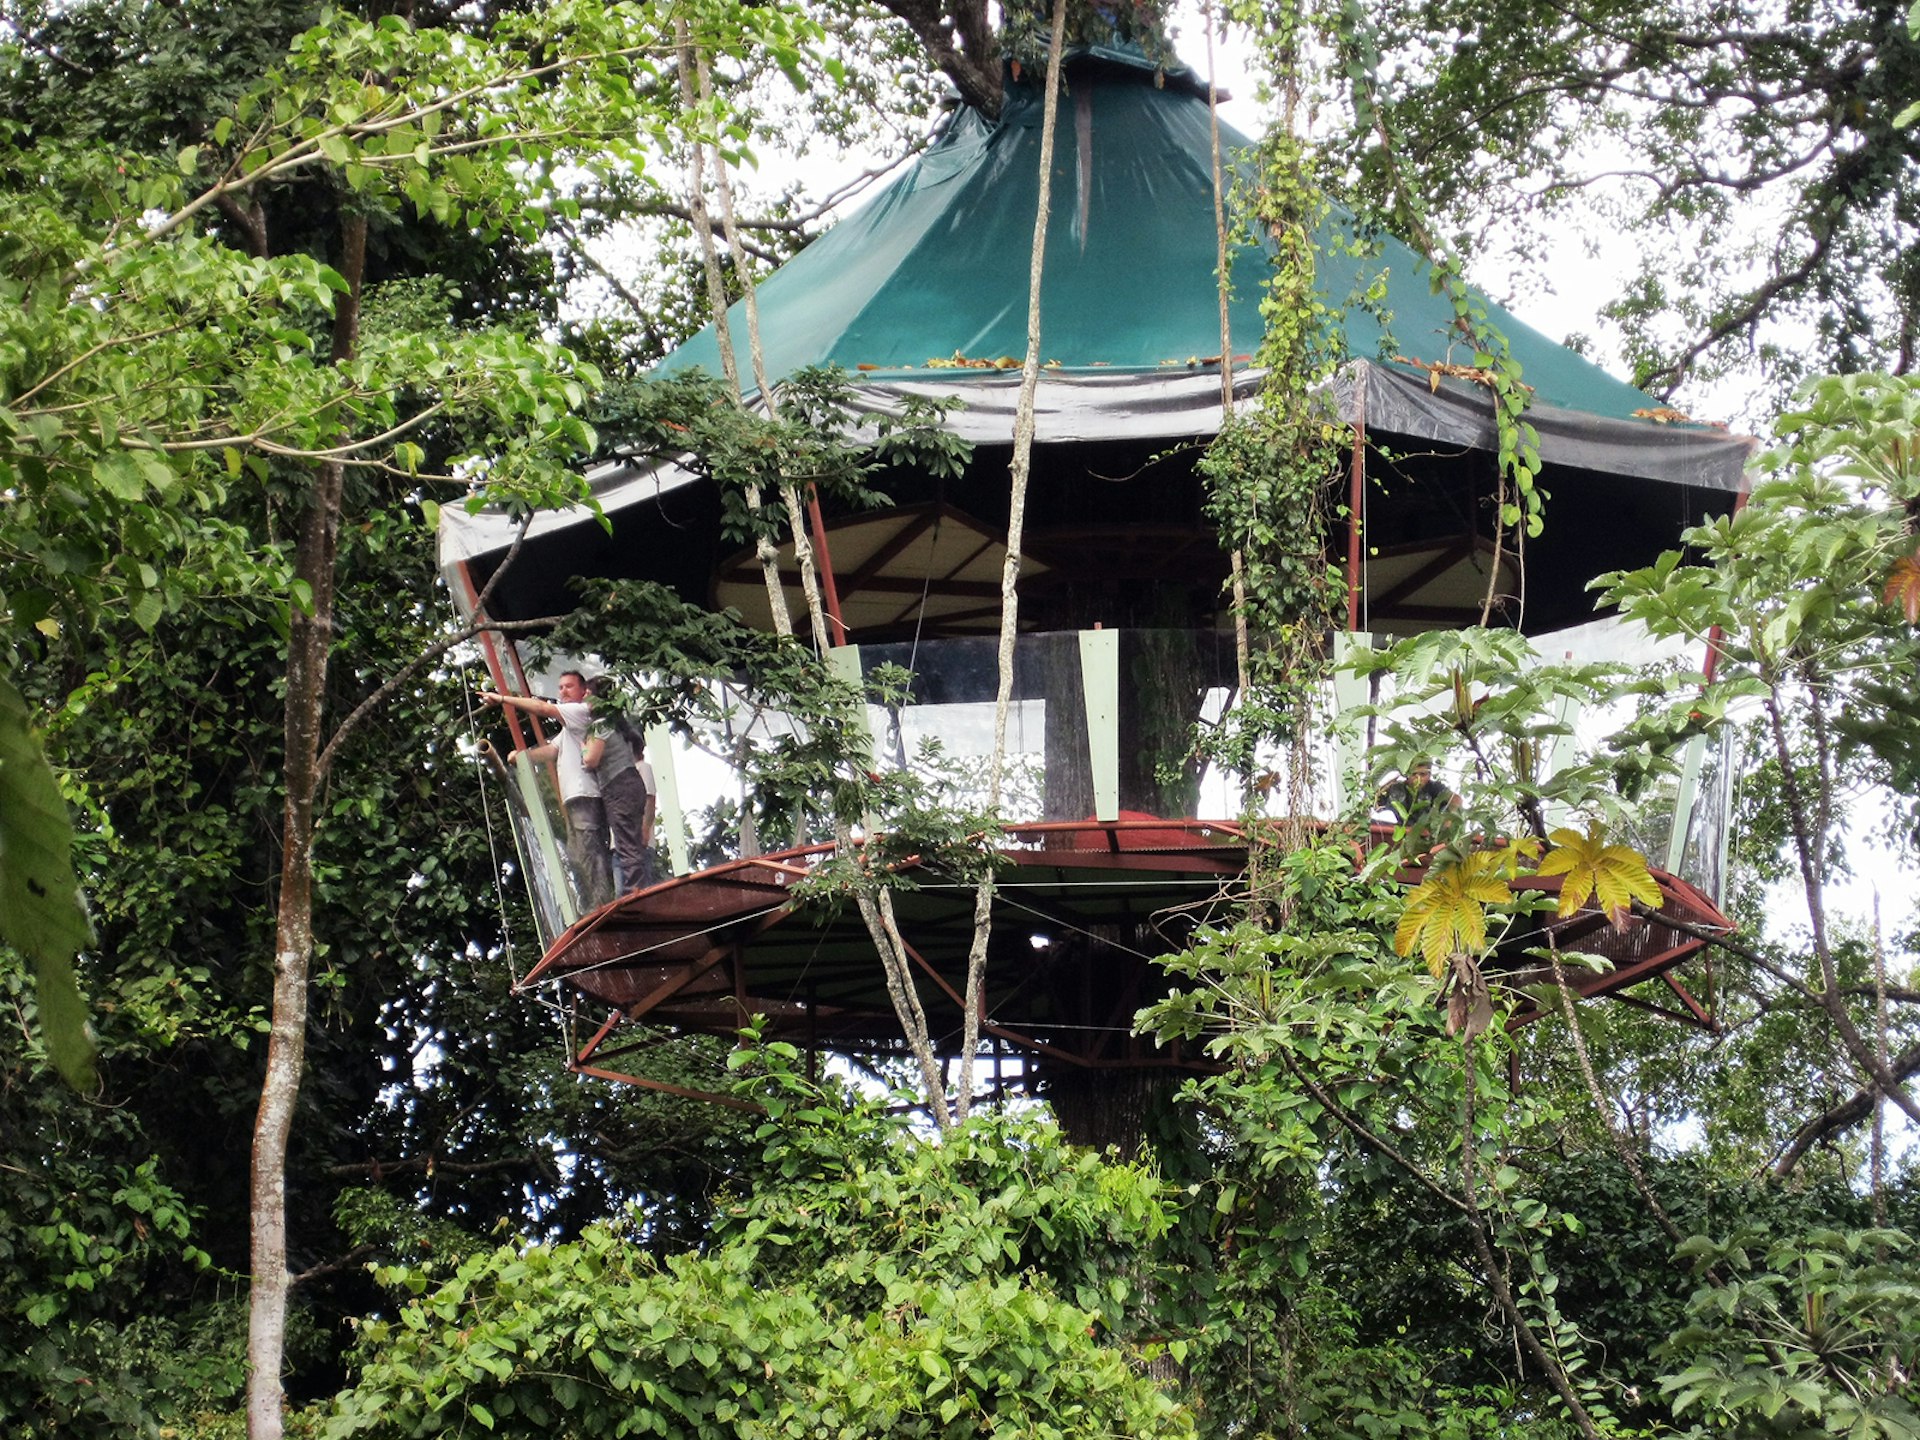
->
[441,47,1753,583]
[663,48,1678,426]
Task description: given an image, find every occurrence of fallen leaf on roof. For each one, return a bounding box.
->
[1632,406,1726,428]
[1393,355,1535,395]
[925,351,1023,369]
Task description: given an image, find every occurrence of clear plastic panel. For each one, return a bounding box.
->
[854,630,1240,822]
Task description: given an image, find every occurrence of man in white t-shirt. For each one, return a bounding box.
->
[481,671,614,910]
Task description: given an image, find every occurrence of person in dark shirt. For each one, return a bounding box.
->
[1376,757,1460,848]
[584,675,658,893]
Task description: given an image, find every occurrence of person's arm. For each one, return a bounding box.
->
[640,789,656,847]
[582,735,606,771]
[480,689,561,720]
[512,741,557,766]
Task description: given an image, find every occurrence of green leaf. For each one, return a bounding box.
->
[0,671,96,1091]
[92,452,148,501]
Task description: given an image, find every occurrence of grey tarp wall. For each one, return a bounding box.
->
[437,360,1752,591]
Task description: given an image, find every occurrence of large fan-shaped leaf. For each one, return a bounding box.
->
[1395,851,1516,978]
[1883,548,1920,624]
[0,671,96,1090]
[1536,822,1663,928]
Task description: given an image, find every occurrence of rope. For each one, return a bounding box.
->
[462,662,522,989]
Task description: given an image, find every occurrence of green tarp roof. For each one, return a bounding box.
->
[663,48,1670,425]
[441,47,1754,578]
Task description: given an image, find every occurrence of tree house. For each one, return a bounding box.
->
[441,48,1747,1111]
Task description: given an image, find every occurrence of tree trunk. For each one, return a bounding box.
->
[956,0,1066,1117]
[1045,1067,1172,1156]
[1041,637,1093,821]
[247,214,364,1440]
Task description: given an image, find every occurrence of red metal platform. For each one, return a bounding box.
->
[516,817,1730,1103]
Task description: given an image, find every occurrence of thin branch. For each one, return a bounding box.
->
[317,514,548,777]
[549,219,695,351]
[12,323,200,409]
[135,41,676,253]
[290,1244,377,1288]
[1460,1040,1602,1440]
[1631,901,1816,1002]
[1276,1050,1472,1215]
[1549,939,1685,1247]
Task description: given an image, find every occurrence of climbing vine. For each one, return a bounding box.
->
[1192,0,1345,846]
[1330,0,1546,552]
[1161,6,1686,1431]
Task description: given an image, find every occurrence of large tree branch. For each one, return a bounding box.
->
[213,190,270,259]
[874,0,1001,116]
[316,614,566,782]
[289,1244,377,1288]
[1772,1041,1920,1178]
[572,145,920,244]
[1644,225,1833,394]
[1760,681,1920,1128]
[326,1153,547,1179]
[315,507,572,778]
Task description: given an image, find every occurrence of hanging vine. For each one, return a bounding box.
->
[1331,0,1546,558]
[1194,0,1345,889]
[1162,2,1633,1430]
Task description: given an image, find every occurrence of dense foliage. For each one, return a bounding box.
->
[325,1051,1190,1439]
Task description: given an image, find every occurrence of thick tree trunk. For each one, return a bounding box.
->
[1041,638,1092,821]
[247,215,364,1440]
[1045,1067,1171,1156]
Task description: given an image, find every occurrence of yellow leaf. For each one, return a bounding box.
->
[1395,851,1515,978]
[33,618,60,639]
[1536,822,1663,927]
